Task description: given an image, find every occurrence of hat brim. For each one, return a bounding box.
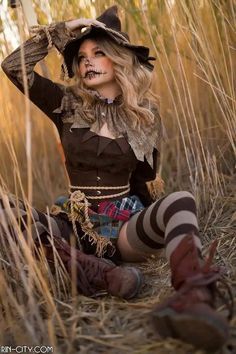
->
[63,25,156,78]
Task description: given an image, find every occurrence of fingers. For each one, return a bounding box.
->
[65,18,106,31]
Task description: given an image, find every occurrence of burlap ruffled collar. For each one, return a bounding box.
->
[53,86,162,168]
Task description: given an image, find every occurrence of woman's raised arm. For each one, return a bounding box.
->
[1,22,75,128]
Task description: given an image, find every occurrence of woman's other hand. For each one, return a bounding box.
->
[65,18,105,32]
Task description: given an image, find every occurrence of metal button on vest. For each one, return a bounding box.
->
[97,176,101,181]
[97,190,101,195]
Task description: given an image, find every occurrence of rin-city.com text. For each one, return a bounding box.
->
[0,347,53,353]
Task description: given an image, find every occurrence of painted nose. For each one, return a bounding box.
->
[84,57,93,66]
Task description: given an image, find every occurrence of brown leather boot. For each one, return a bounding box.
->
[151,233,231,351]
[41,235,142,299]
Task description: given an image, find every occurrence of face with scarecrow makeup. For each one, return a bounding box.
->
[76,38,121,99]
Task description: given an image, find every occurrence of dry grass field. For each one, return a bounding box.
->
[0,1,235,353]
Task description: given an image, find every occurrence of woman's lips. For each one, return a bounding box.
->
[84,70,106,79]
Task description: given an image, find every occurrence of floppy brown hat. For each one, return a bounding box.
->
[62,5,156,78]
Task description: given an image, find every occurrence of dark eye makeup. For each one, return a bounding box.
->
[77,50,106,63]
[95,50,105,56]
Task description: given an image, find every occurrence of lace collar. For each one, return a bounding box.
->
[86,89,123,105]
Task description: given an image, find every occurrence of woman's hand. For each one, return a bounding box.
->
[65,18,106,32]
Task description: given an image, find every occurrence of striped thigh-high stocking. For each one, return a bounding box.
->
[126,191,202,261]
[0,194,71,245]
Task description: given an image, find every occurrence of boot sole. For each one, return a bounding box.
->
[151,305,229,351]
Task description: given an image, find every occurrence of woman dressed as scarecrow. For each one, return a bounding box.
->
[1,5,231,351]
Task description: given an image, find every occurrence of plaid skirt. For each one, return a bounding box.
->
[52,195,144,263]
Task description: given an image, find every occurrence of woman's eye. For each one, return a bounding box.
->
[77,51,105,63]
[95,50,105,57]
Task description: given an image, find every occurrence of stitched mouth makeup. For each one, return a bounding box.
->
[83,70,107,79]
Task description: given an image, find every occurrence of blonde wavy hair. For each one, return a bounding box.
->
[72,34,159,128]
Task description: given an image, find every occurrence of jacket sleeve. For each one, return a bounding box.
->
[129,148,160,207]
[1,22,74,131]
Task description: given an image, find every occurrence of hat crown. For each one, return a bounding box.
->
[96,5,121,31]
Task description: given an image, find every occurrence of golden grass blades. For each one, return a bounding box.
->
[0,190,71,347]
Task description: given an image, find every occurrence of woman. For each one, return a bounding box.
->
[1,5,230,351]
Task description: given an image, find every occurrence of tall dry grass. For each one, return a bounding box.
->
[0,1,235,353]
